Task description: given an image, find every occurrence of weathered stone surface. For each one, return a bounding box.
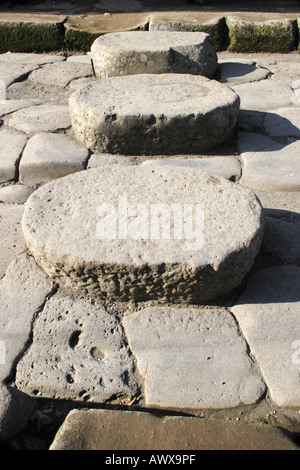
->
[141,156,242,181]
[0,384,36,440]
[64,13,149,51]
[0,52,65,65]
[218,59,270,85]
[29,61,93,87]
[262,216,300,264]
[69,74,240,155]
[0,13,66,53]
[15,295,139,402]
[240,138,300,192]
[231,265,300,407]
[226,14,297,53]
[0,62,37,87]
[0,128,28,182]
[5,104,71,134]
[0,100,38,117]
[232,80,294,110]
[0,184,36,204]
[149,12,226,51]
[21,166,264,304]
[49,409,299,451]
[0,253,54,382]
[19,132,89,186]
[0,204,26,279]
[122,307,265,409]
[91,31,218,79]
[87,153,137,168]
[262,107,300,139]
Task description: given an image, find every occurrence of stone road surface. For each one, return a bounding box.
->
[0,45,299,450]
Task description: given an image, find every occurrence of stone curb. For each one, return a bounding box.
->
[0,11,299,53]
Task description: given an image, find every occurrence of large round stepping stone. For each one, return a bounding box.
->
[22,166,264,304]
[91,31,218,79]
[69,74,240,155]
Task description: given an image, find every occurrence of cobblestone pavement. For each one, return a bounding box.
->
[0,45,299,450]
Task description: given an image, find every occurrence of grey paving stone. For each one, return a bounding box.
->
[19,132,89,186]
[141,156,242,181]
[240,138,300,192]
[49,408,299,451]
[0,203,26,279]
[122,307,266,409]
[69,74,240,155]
[0,384,36,440]
[0,184,36,204]
[262,107,300,139]
[0,52,65,65]
[87,153,137,168]
[15,294,139,402]
[0,253,54,382]
[0,100,38,117]
[21,166,264,304]
[262,216,300,264]
[5,104,71,134]
[218,60,270,86]
[232,80,294,111]
[0,128,28,182]
[91,31,218,79]
[231,265,300,407]
[0,62,37,87]
[29,61,93,87]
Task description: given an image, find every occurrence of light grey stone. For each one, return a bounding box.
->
[29,61,93,87]
[0,128,28,182]
[255,190,300,214]
[87,153,137,168]
[15,295,139,402]
[122,307,266,409]
[21,166,264,304]
[141,156,242,181]
[0,52,65,65]
[91,31,218,79]
[49,408,299,451]
[232,80,294,110]
[0,62,37,87]
[262,216,300,264]
[218,60,270,86]
[0,384,36,440]
[68,77,95,91]
[66,54,92,64]
[231,265,300,407]
[69,74,240,155]
[5,104,71,134]
[0,100,38,117]
[0,184,36,204]
[19,132,89,186]
[0,253,54,382]
[0,203,26,279]
[240,139,300,192]
[262,107,300,139]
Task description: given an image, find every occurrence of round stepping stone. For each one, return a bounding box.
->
[22,166,264,304]
[69,74,240,155]
[91,31,218,79]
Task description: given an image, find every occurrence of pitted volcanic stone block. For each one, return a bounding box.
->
[90,31,218,79]
[69,74,240,155]
[21,166,264,304]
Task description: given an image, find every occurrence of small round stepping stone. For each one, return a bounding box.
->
[69,74,240,155]
[22,166,264,304]
[91,31,218,79]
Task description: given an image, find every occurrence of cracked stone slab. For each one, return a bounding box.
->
[0,253,54,382]
[0,128,28,183]
[0,384,36,440]
[21,166,264,304]
[0,100,38,118]
[0,203,26,279]
[262,216,300,264]
[232,80,293,111]
[49,408,299,451]
[19,132,89,186]
[122,307,266,409]
[29,61,93,87]
[15,295,139,402]
[231,265,300,408]
[0,62,38,87]
[240,138,300,192]
[4,104,71,134]
[141,156,242,181]
[218,60,270,86]
[69,74,240,155]
[91,31,218,79]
